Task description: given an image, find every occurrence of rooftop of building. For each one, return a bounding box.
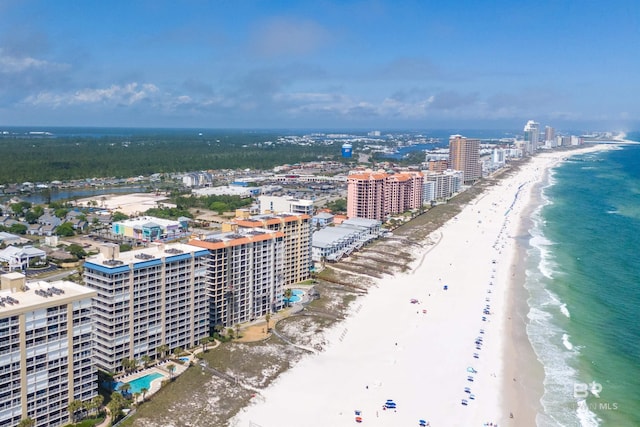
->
[85,242,208,268]
[341,218,382,228]
[233,212,311,227]
[0,274,96,316]
[189,227,285,250]
[112,215,186,228]
[312,226,363,248]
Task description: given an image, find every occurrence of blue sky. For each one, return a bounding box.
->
[1,0,638,130]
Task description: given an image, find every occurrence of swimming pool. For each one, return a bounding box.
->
[118,372,164,394]
[284,289,304,303]
[179,357,190,362]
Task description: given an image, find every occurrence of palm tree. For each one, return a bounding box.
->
[265,313,271,332]
[119,382,131,398]
[166,363,176,380]
[121,358,132,373]
[173,347,183,358]
[140,387,148,402]
[199,337,209,353]
[133,392,141,405]
[107,392,126,422]
[18,418,35,427]
[82,400,92,419]
[156,344,169,360]
[67,399,83,424]
[141,354,152,368]
[91,395,104,418]
[283,288,293,307]
[213,324,223,338]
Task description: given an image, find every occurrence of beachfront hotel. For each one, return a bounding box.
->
[188,227,286,328]
[523,120,541,154]
[230,213,312,286]
[346,170,424,220]
[83,243,209,373]
[422,169,463,203]
[448,135,482,184]
[0,273,97,427]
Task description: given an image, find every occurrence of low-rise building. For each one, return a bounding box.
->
[111,216,188,242]
[0,245,47,271]
[311,212,335,229]
[311,217,382,262]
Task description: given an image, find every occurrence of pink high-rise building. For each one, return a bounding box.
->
[347,171,423,220]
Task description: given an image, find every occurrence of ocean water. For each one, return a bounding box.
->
[525,141,640,426]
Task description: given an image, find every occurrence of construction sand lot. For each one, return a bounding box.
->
[76,193,175,216]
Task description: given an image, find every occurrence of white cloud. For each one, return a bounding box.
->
[24,82,160,107]
[0,48,69,73]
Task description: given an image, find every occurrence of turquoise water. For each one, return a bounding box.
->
[284,289,304,303]
[118,372,164,394]
[526,141,640,426]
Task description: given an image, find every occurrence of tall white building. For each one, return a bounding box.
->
[0,273,97,427]
[492,148,506,166]
[83,243,209,373]
[523,120,540,154]
[422,170,463,202]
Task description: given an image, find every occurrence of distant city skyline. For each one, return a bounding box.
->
[1,1,638,130]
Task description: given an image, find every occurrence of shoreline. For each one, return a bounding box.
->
[501,166,546,426]
[230,144,618,427]
[500,144,620,427]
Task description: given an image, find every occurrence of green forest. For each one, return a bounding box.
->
[0,131,344,184]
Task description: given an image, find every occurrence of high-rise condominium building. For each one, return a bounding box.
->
[523,120,540,154]
[448,135,482,184]
[423,170,463,202]
[544,126,555,143]
[231,213,312,286]
[384,172,424,216]
[189,227,285,327]
[0,273,96,427]
[346,171,387,221]
[83,243,209,373]
[346,171,424,220]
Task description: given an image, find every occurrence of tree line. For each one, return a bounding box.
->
[0,132,344,184]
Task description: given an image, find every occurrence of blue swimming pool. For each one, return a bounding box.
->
[118,372,164,394]
[284,289,304,303]
[179,357,190,362]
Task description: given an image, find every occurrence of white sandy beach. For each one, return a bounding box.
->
[231,145,613,427]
